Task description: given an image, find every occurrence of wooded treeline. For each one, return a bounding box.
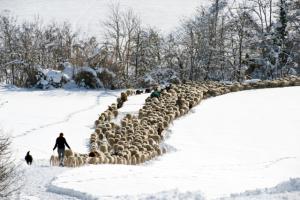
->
[0,0,299,88]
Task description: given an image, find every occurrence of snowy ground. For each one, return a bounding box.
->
[0,0,209,37]
[0,86,123,160]
[0,85,300,199]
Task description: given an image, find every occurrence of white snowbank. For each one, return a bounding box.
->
[224,178,300,200]
[233,178,300,196]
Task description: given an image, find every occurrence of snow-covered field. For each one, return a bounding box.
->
[0,0,210,37]
[1,85,300,199]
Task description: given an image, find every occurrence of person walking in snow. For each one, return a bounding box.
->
[53,132,71,167]
[25,151,33,165]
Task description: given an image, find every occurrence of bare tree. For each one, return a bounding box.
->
[103,3,123,65]
[0,131,21,199]
[122,9,140,79]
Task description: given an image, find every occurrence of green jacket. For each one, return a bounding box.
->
[150,91,161,98]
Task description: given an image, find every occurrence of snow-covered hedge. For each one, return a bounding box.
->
[35,68,69,89]
[30,64,119,89]
[74,67,103,89]
[140,68,181,88]
[96,68,116,89]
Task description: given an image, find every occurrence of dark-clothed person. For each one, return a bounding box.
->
[25,151,33,165]
[53,133,71,166]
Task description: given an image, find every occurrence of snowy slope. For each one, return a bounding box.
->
[1,85,300,199]
[49,87,300,199]
[0,0,209,37]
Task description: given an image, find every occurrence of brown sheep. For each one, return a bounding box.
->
[88,157,100,164]
[121,92,128,102]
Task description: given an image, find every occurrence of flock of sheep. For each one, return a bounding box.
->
[50,76,300,167]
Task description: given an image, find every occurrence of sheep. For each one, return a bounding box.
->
[101,112,108,120]
[113,110,118,117]
[89,150,105,158]
[102,156,107,164]
[82,155,88,164]
[117,100,124,109]
[50,155,59,166]
[65,149,73,157]
[95,128,101,134]
[65,156,77,167]
[87,78,299,166]
[107,155,115,164]
[121,119,128,127]
[148,138,156,146]
[131,156,137,165]
[94,120,100,126]
[108,138,115,146]
[90,138,97,144]
[100,144,108,153]
[88,157,100,164]
[125,113,133,120]
[90,143,98,152]
[98,133,105,140]
[116,156,122,164]
[116,144,125,152]
[77,156,84,166]
[121,92,128,102]
[126,89,135,96]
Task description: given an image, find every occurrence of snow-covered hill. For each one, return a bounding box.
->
[0,0,209,37]
[1,85,300,199]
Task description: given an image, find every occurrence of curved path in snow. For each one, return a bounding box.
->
[50,87,300,199]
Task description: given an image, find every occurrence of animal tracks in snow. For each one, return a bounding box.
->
[0,99,8,109]
[13,93,105,139]
[263,156,297,169]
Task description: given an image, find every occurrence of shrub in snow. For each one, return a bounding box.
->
[60,62,75,79]
[96,68,116,89]
[24,67,41,88]
[141,74,156,88]
[74,67,103,89]
[140,68,181,88]
[35,68,69,89]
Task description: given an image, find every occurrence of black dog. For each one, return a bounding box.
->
[25,151,33,165]
[145,88,152,93]
[136,90,143,95]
